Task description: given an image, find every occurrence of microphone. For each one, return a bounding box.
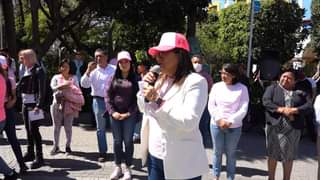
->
[147,65,160,86]
[145,65,160,102]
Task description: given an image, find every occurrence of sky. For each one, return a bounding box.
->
[304,0,312,20]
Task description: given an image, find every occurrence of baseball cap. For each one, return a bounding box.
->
[0,55,8,69]
[148,32,190,56]
[117,51,132,61]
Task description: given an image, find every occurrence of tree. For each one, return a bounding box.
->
[197,3,250,65]
[17,0,90,57]
[311,0,320,55]
[253,0,305,63]
[93,0,208,54]
[1,0,17,58]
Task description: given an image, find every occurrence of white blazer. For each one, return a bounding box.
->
[137,73,209,179]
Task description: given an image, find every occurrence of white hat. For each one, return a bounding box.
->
[117,51,132,61]
[148,32,190,56]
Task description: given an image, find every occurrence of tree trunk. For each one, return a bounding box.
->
[108,19,115,58]
[17,0,25,35]
[30,0,40,53]
[2,0,17,59]
[186,9,196,38]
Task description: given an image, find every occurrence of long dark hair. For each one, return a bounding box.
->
[173,48,194,84]
[108,60,139,102]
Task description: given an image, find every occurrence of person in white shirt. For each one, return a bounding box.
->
[138,32,209,180]
[208,63,249,180]
[80,48,116,162]
[314,95,320,180]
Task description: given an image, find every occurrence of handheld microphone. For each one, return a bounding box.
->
[145,65,160,102]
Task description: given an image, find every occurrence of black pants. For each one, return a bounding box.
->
[22,104,43,158]
[4,107,24,166]
[305,109,317,142]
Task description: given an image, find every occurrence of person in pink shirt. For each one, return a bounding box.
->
[0,63,19,179]
[50,59,83,155]
[208,63,249,180]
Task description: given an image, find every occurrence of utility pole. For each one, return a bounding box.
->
[246,0,260,78]
[246,0,255,78]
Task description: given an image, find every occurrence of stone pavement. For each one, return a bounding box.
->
[0,112,317,180]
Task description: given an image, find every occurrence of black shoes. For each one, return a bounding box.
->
[98,153,107,162]
[30,157,44,169]
[65,147,72,154]
[23,153,35,162]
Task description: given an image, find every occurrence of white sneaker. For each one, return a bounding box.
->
[121,165,132,180]
[109,166,122,180]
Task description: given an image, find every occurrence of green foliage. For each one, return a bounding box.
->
[20,9,49,45]
[218,3,250,63]
[197,3,249,66]
[311,0,320,55]
[253,0,305,63]
[135,50,148,64]
[198,0,306,69]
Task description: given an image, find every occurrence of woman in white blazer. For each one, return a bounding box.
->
[137,32,209,180]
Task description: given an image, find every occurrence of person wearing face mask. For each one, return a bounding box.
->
[191,55,213,91]
[191,55,213,144]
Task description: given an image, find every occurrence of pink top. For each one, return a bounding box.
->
[208,81,249,128]
[0,75,7,122]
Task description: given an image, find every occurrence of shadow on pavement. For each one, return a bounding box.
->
[44,158,101,171]
[0,138,53,146]
[235,166,268,177]
[21,170,76,180]
[132,174,148,180]
[71,151,114,162]
[208,164,268,178]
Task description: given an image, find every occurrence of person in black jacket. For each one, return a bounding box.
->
[262,68,312,180]
[17,49,47,169]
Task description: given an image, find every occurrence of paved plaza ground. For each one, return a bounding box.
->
[0,112,317,180]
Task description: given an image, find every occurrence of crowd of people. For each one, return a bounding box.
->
[0,32,319,180]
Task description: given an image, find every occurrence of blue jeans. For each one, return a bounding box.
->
[147,154,202,180]
[210,125,241,180]
[92,97,108,153]
[110,114,136,166]
[0,121,12,175]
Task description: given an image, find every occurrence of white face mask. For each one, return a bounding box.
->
[193,63,202,73]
